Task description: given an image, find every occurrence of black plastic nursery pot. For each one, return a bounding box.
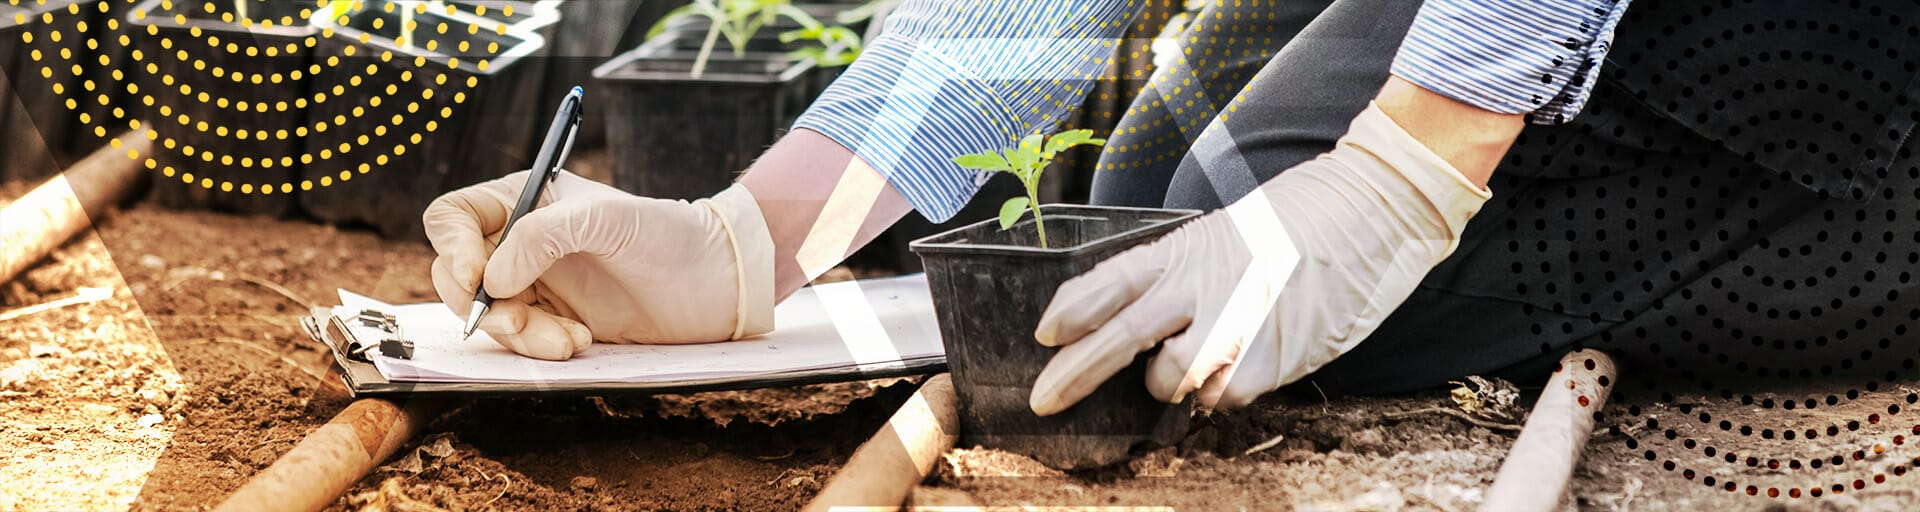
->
[299,0,544,240]
[535,0,668,151]
[911,204,1200,470]
[127,0,318,215]
[0,0,88,181]
[593,44,813,200]
[590,0,871,200]
[441,0,556,32]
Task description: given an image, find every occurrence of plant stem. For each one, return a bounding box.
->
[1028,190,1048,249]
[692,19,721,78]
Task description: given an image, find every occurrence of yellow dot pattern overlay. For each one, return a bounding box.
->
[13,0,518,194]
[1097,0,1286,172]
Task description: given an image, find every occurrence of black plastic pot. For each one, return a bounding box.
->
[299,0,545,239]
[127,0,317,215]
[442,0,559,32]
[0,0,87,181]
[911,204,1199,470]
[593,44,813,200]
[534,0,667,152]
[589,0,877,200]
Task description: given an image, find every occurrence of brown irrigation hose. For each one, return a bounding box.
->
[1481,349,1619,512]
[805,374,960,512]
[0,130,150,284]
[213,399,442,512]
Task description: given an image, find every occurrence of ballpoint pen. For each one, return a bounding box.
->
[461,86,585,339]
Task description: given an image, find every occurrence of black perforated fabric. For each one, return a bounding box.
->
[1601,0,1920,201]
[1087,0,1920,394]
[1315,1,1920,393]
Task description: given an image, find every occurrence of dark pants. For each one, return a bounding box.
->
[1092,0,1919,394]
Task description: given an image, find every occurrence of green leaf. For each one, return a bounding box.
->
[647,3,703,40]
[1002,148,1036,179]
[1018,133,1046,155]
[998,196,1031,230]
[952,152,1011,171]
[1043,129,1091,154]
[1042,129,1107,156]
[779,26,821,43]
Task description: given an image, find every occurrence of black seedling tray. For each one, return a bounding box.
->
[0,0,87,181]
[128,0,318,215]
[299,0,545,240]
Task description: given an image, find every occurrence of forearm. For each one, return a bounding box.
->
[740,129,914,302]
[1372,75,1524,188]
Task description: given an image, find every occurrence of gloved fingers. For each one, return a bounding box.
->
[481,203,588,298]
[431,256,478,317]
[1198,328,1281,410]
[1143,331,1194,402]
[1143,332,1240,406]
[1148,292,1261,406]
[1190,310,1282,412]
[476,295,591,360]
[1035,241,1173,347]
[1029,297,1191,416]
[423,171,529,272]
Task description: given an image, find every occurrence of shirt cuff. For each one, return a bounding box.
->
[793,0,1138,222]
[1390,0,1634,125]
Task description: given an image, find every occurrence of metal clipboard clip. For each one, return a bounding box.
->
[303,307,414,361]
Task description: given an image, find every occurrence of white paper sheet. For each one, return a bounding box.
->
[331,274,944,384]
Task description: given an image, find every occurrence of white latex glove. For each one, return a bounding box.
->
[1029,103,1491,414]
[422,171,775,360]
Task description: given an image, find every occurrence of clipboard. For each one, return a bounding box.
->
[300,279,950,399]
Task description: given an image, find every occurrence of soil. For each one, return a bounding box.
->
[9,178,1920,511]
[1,180,917,511]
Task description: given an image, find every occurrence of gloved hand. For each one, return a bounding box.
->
[422,171,775,360]
[1028,103,1491,414]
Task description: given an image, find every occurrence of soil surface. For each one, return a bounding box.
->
[9,179,1920,511]
[2,180,916,511]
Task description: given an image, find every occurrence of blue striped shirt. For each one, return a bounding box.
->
[795,0,1632,222]
[1392,0,1633,125]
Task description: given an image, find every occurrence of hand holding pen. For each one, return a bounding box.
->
[421,85,780,360]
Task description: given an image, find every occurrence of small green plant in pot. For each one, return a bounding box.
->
[910,128,1200,471]
[648,0,823,78]
[951,129,1107,248]
[596,1,867,201]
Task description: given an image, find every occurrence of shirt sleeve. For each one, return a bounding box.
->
[1390,0,1634,125]
[792,0,1143,222]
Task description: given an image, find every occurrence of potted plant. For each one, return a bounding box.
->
[590,0,864,200]
[911,129,1199,470]
[299,0,547,239]
[125,0,321,215]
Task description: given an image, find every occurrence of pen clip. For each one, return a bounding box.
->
[549,97,583,182]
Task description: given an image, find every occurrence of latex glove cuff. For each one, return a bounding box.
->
[700,183,776,339]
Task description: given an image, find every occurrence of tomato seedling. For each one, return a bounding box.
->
[649,0,824,78]
[951,129,1107,249]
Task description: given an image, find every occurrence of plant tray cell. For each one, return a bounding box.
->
[442,0,560,32]
[128,0,318,215]
[298,0,545,239]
